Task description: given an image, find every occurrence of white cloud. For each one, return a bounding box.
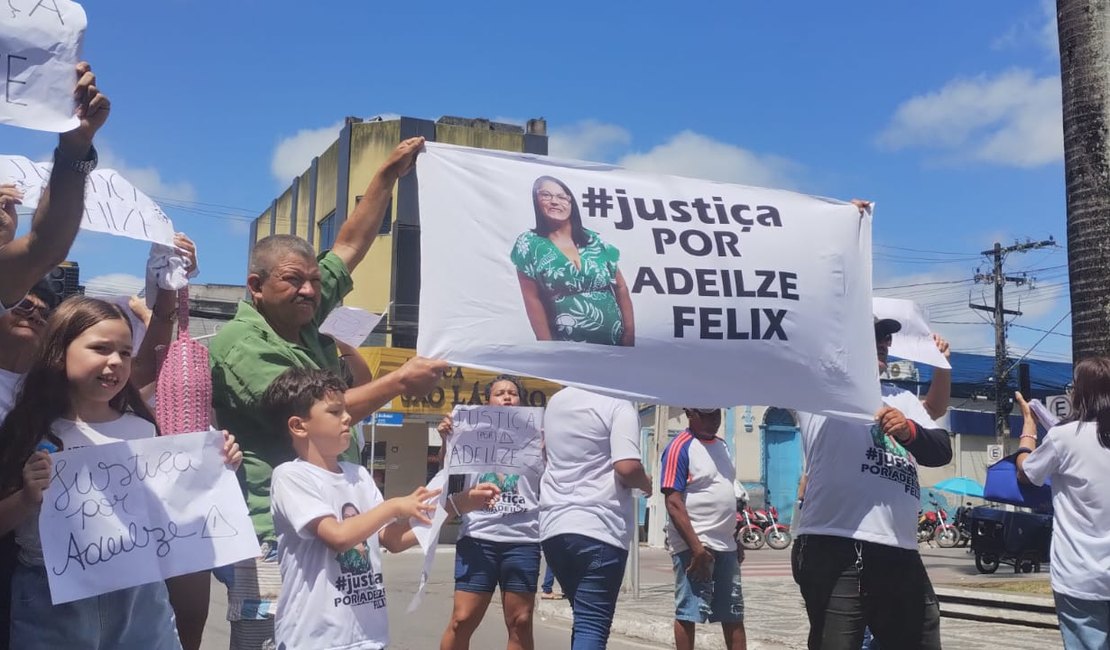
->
[84,273,144,297]
[270,115,403,186]
[618,131,803,189]
[877,69,1062,167]
[993,0,1058,56]
[271,120,344,185]
[548,120,632,161]
[97,146,197,203]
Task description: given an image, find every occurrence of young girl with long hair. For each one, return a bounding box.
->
[0,297,241,649]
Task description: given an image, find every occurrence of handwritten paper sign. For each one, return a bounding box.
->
[445,406,544,477]
[406,469,448,613]
[320,306,386,348]
[39,430,258,604]
[873,296,951,370]
[0,0,87,132]
[0,156,176,245]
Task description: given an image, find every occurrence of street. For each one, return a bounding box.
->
[200,546,671,650]
[199,543,1053,649]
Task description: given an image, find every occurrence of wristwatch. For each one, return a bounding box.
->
[54,145,98,174]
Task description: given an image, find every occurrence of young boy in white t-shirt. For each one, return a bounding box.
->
[263,367,499,650]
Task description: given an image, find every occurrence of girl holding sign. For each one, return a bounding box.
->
[438,375,543,650]
[0,297,242,650]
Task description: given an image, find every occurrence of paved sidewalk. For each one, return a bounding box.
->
[534,546,1064,650]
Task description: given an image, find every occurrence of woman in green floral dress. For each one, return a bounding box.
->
[511,175,636,346]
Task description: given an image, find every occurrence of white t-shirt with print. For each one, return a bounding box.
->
[458,471,539,544]
[16,413,158,567]
[0,367,24,421]
[1022,421,1110,600]
[795,385,937,550]
[661,432,737,553]
[272,459,389,650]
[539,387,642,551]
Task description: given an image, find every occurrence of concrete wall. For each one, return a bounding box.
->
[315,141,339,229]
[274,186,294,236]
[253,208,271,243]
[344,121,402,319]
[732,406,767,484]
[295,173,313,241]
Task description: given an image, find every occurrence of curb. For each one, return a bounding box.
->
[934,587,1058,629]
[535,598,797,650]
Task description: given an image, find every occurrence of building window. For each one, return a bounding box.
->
[318,210,337,251]
[354,195,393,236]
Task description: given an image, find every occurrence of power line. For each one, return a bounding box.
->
[1004,311,1073,376]
[874,279,973,290]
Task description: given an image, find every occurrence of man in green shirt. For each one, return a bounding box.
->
[210,137,445,650]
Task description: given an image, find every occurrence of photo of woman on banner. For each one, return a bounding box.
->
[511,175,635,346]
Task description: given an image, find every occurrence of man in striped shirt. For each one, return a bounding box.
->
[661,408,747,650]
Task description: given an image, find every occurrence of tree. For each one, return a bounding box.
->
[1058,0,1110,360]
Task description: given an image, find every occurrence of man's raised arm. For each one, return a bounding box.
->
[330,137,423,272]
[0,62,110,307]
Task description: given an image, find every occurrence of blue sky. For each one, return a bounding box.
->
[6,0,1072,364]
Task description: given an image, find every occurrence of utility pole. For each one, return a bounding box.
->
[970,238,1055,448]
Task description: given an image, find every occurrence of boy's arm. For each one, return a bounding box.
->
[378,481,501,553]
[307,500,402,554]
[307,485,439,554]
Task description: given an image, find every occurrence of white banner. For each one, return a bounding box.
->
[40,430,258,604]
[0,155,176,245]
[445,406,544,477]
[0,0,86,132]
[406,469,447,614]
[873,296,951,369]
[416,142,881,416]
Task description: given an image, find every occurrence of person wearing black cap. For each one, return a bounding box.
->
[790,315,953,650]
[661,407,747,650]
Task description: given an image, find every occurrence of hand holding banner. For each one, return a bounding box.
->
[0,0,87,132]
[39,430,258,604]
[416,143,881,416]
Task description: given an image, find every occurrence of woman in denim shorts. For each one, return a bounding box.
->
[439,376,542,650]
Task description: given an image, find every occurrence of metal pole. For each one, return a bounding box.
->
[630,493,641,600]
[992,242,1008,449]
[370,417,378,478]
[647,405,668,548]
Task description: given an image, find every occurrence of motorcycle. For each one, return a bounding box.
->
[917,500,960,547]
[734,500,765,550]
[749,504,792,550]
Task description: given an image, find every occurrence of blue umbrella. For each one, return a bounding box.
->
[932,476,985,499]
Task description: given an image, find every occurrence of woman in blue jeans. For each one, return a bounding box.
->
[1016,364,1110,650]
[439,376,543,650]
